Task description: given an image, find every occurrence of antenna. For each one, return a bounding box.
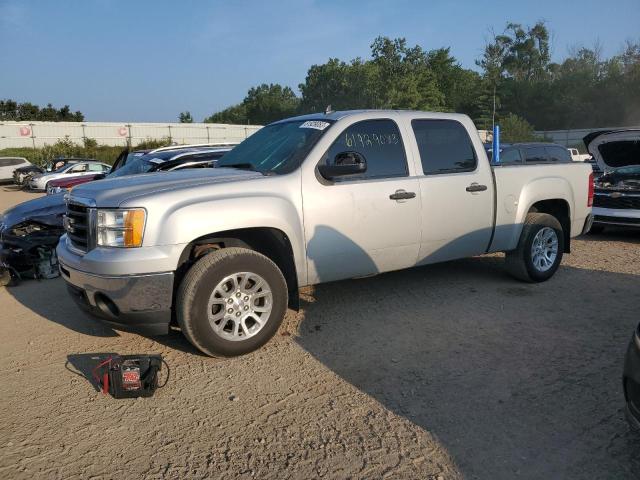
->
[325,105,333,115]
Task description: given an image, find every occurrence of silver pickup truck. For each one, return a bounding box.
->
[58,110,594,357]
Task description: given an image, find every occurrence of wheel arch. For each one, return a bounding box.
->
[174,227,300,314]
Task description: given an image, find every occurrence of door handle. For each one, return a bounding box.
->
[389,189,416,200]
[466,183,488,192]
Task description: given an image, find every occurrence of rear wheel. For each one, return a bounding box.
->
[176,247,288,357]
[505,213,564,282]
[589,225,605,234]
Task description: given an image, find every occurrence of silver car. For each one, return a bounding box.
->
[29,161,111,190]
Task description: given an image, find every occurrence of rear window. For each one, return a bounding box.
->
[411,119,477,174]
[524,147,548,163]
[499,147,522,164]
[545,146,572,163]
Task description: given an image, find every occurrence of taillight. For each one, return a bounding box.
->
[587,172,594,207]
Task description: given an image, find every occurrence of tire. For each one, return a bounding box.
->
[505,213,564,282]
[588,225,605,234]
[176,247,288,357]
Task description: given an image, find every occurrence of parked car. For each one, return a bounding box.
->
[29,161,111,190]
[13,158,84,186]
[568,147,591,162]
[485,142,573,164]
[57,110,593,357]
[623,322,640,430]
[0,146,233,281]
[0,157,31,183]
[45,146,233,194]
[584,129,640,232]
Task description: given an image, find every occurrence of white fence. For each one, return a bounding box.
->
[534,126,640,147]
[0,121,263,149]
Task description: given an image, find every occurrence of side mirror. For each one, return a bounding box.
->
[318,151,367,180]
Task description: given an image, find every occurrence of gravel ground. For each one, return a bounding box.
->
[1,188,639,479]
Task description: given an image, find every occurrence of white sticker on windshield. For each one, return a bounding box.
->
[148,158,163,164]
[300,120,330,131]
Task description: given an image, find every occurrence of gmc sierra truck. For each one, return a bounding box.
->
[57,110,594,357]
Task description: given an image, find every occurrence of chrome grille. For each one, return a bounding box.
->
[65,200,95,253]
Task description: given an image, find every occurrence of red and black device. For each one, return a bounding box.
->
[92,354,168,399]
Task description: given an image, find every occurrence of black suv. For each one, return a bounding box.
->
[484,142,573,164]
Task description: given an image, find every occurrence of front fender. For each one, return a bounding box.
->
[144,194,307,286]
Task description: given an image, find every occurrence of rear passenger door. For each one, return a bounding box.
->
[302,118,421,284]
[410,119,494,264]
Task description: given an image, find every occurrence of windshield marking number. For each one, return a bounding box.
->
[300,121,331,131]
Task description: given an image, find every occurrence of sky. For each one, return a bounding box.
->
[1,0,639,123]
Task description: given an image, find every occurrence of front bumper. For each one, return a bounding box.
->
[593,207,640,228]
[623,325,640,430]
[57,236,180,336]
[59,259,174,335]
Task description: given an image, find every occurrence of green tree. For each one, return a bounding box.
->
[243,84,299,124]
[204,103,248,124]
[205,83,299,125]
[0,99,84,121]
[300,37,450,113]
[179,111,194,123]
[499,113,537,142]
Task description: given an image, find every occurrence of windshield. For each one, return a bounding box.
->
[109,152,165,177]
[46,161,68,172]
[216,120,333,174]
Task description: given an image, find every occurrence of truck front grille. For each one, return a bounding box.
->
[65,202,92,252]
[593,192,640,210]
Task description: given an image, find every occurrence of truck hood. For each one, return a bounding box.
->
[69,167,263,207]
[583,129,640,172]
[1,192,66,231]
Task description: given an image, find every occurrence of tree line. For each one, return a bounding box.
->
[197,21,640,141]
[0,99,84,122]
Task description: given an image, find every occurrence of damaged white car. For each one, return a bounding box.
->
[585,129,640,231]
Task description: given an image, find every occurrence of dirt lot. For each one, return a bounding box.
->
[1,187,639,479]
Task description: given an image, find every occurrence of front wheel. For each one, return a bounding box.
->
[505,213,564,282]
[176,247,288,357]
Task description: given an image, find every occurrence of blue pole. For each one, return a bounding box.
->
[492,124,500,164]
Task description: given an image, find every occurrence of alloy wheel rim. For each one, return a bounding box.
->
[531,227,558,272]
[207,272,273,341]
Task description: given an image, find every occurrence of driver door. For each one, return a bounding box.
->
[302,118,421,284]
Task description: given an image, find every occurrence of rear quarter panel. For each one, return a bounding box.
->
[491,162,592,252]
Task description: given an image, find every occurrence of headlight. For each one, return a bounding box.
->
[96,208,146,248]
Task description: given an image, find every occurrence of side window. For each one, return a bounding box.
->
[71,164,88,173]
[0,159,10,167]
[411,119,477,175]
[87,163,104,172]
[500,147,522,164]
[524,147,548,163]
[545,146,571,163]
[321,119,407,180]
